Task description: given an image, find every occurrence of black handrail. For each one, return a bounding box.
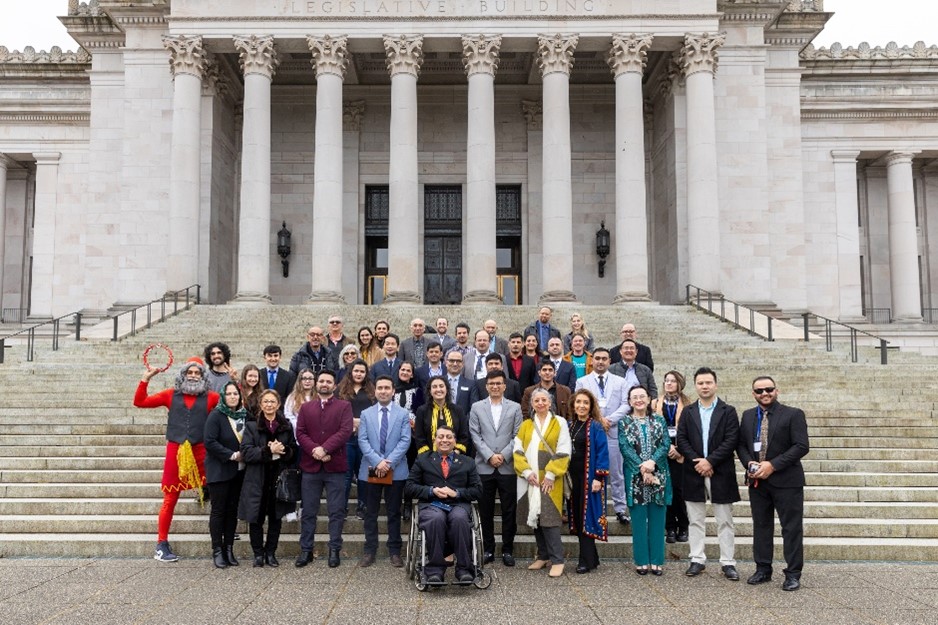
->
[0,311,83,364]
[111,284,201,341]
[685,285,775,342]
[801,312,890,364]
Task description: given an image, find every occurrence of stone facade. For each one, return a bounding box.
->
[2,0,938,323]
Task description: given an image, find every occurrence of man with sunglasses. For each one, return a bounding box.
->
[737,377,809,591]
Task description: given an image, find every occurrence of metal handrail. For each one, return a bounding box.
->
[111,284,201,341]
[685,285,776,341]
[0,311,83,364]
[801,312,890,364]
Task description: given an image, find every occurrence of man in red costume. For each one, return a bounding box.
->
[134,356,219,562]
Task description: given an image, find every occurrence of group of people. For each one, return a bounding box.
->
[134,307,809,591]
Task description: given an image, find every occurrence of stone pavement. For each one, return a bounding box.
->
[0,557,934,625]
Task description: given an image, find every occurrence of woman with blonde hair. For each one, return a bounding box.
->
[562,312,594,353]
[283,368,316,431]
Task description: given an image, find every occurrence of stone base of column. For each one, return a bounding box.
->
[538,290,578,304]
[462,290,501,305]
[307,290,347,304]
[229,292,273,305]
[383,291,421,305]
[612,292,652,304]
[892,315,923,324]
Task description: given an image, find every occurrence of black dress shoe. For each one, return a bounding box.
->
[722,565,739,581]
[295,551,313,568]
[212,548,228,569]
[635,567,648,576]
[666,530,676,544]
[482,552,495,564]
[457,571,475,583]
[651,566,663,576]
[265,553,279,568]
[426,574,444,584]
[685,562,706,576]
[328,548,341,568]
[747,570,772,585]
[676,531,689,543]
[616,511,631,524]
[782,576,801,591]
[253,555,265,568]
[575,565,590,574]
[501,553,515,567]
[225,546,239,567]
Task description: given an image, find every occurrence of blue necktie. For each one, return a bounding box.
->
[379,407,389,455]
[268,370,276,388]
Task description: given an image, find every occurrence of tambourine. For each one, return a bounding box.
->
[143,343,174,373]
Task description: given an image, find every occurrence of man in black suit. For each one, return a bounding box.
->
[542,337,577,392]
[469,354,522,404]
[415,342,446,389]
[505,332,537,391]
[259,344,296,399]
[676,367,741,581]
[444,351,475,416]
[370,333,402,384]
[404,425,483,584]
[609,323,654,371]
[738,376,809,591]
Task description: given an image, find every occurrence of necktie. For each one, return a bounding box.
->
[441,456,449,479]
[379,407,389,455]
[553,360,560,372]
[387,359,394,370]
[268,370,276,388]
[758,409,769,462]
[475,354,483,376]
[598,375,605,393]
[449,378,458,403]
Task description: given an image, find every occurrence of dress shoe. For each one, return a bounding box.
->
[358,553,376,568]
[457,570,475,583]
[575,564,590,574]
[685,562,706,576]
[212,547,228,569]
[295,551,313,567]
[616,511,631,524]
[225,546,239,566]
[676,531,689,543]
[426,574,444,585]
[402,506,411,522]
[355,507,366,521]
[482,552,495,564]
[328,548,341,568]
[548,563,565,578]
[782,575,801,591]
[722,565,739,581]
[635,567,648,576]
[253,555,265,568]
[528,559,549,570]
[666,530,676,544]
[651,566,663,576]
[389,554,404,568]
[747,570,773,585]
[265,552,279,568]
[501,553,515,567]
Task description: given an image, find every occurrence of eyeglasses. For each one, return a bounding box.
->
[753,387,776,395]
[446,359,462,364]
[328,320,341,324]
[300,376,315,381]
[308,332,323,337]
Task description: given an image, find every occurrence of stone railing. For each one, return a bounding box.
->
[0,46,91,64]
[802,41,938,60]
[68,0,103,16]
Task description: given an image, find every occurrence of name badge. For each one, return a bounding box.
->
[598,398,608,409]
[753,442,762,453]
[668,427,677,439]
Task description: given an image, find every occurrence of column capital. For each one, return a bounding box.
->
[201,59,230,98]
[462,34,502,77]
[884,150,920,167]
[521,99,542,130]
[308,35,349,79]
[537,33,578,77]
[343,100,366,131]
[607,33,653,77]
[384,34,424,78]
[163,35,207,79]
[680,32,726,77]
[830,149,861,163]
[233,35,279,79]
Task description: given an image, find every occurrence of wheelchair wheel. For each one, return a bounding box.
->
[414,571,429,592]
[473,569,493,590]
[405,506,419,580]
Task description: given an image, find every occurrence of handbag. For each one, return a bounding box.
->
[275,468,302,503]
[531,416,574,499]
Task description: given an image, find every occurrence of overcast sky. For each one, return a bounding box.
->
[0,0,936,52]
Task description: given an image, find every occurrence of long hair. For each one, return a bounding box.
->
[661,369,692,405]
[337,359,375,402]
[569,312,592,341]
[570,388,607,432]
[425,375,451,405]
[203,342,231,365]
[287,368,317,416]
[240,364,261,416]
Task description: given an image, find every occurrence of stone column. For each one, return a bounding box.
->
[308,35,349,303]
[831,150,865,321]
[0,155,12,306]
[30,152,61,319]
[383,35,424,304]
[462,34,502,304]
[162,36,207,291]
[885,151,923,322]
[343,101,365,301]
[232,35,278,304]
[608,33,653,302]
[537,33,579,304]
[681,33,725,293]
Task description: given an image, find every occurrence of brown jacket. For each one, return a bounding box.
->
[521,383,572,421]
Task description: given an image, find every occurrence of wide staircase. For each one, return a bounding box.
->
[0,303,936,562]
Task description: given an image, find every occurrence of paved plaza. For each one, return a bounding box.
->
[0,557,934,625]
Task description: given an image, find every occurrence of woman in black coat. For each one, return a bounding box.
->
[238,389,297,568]
[412,376,471,457]
[204,381,248,568]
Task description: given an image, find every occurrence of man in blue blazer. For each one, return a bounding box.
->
[357,375,412,568]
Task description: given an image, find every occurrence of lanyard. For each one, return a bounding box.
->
[664,402,677,427]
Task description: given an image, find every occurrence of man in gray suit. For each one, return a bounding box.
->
[469,369,523,567]
[608,339,658,399]
[575,348,632,524]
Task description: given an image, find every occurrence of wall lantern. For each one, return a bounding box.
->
[277,221,292,278]
[596,221,610,278]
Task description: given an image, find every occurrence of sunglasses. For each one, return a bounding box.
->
[753,387,776,395]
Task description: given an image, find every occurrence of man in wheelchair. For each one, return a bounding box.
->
[404,426,483,584]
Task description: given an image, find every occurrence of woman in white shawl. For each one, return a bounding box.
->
[513,388,572,578]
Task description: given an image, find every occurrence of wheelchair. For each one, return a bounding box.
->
[404,501,493,591]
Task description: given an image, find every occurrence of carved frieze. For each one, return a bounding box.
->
[308,35,350,79]
[69,0,103,16]
[0,46,90,64]
[680,33,726,77]
[343,100,366,131]
[802,41,938,60]
[233,35,279,79]
[537,34,578,77]
[384,35,424,78]
[163,35,206,79]
[462,35,502,77]
[607,33,653,78]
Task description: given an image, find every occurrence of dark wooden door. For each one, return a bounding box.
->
[424,235,462,304]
